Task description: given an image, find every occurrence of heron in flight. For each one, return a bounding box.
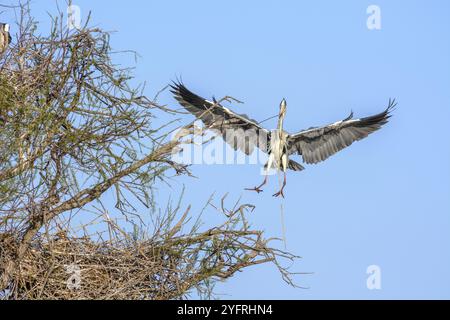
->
[171,81,395,197]
[0,23,11,56]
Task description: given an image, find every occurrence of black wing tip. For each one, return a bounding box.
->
[386,98,397,113]
[169,79,211,110]
[383,98,397,121]
[357,98,397,126]
[374,98,397,121]
[169,79,184,93]
[170,79,194,100]
[169,74,189,92]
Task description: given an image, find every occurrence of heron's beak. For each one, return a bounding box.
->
[279,99,287,117]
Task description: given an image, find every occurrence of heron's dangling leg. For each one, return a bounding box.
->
[273,172,287,198]
[245,175,268,194]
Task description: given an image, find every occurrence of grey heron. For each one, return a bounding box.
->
[171,81,395,197]
[0,23,11,56]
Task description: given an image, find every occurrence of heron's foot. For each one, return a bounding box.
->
[245,186,264,194]
[272,189,285,198]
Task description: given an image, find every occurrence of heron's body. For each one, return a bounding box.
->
[267,129,288,172]
[171,81,395,197]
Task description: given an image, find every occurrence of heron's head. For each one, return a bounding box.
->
[2,24,9,32]
[279,98,287,119]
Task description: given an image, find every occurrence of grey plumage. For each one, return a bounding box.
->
[171,81,395,197]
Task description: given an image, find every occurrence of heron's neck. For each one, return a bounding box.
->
[277,116,284,132]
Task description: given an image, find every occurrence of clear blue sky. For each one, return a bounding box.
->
[9,0,450,299]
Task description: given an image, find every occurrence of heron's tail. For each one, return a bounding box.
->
[288,160,304,171]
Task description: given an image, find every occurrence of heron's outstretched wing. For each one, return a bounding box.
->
[170,81,270,155]
[287,99,396,164]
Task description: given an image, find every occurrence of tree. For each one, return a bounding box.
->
[0,2,298,299]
